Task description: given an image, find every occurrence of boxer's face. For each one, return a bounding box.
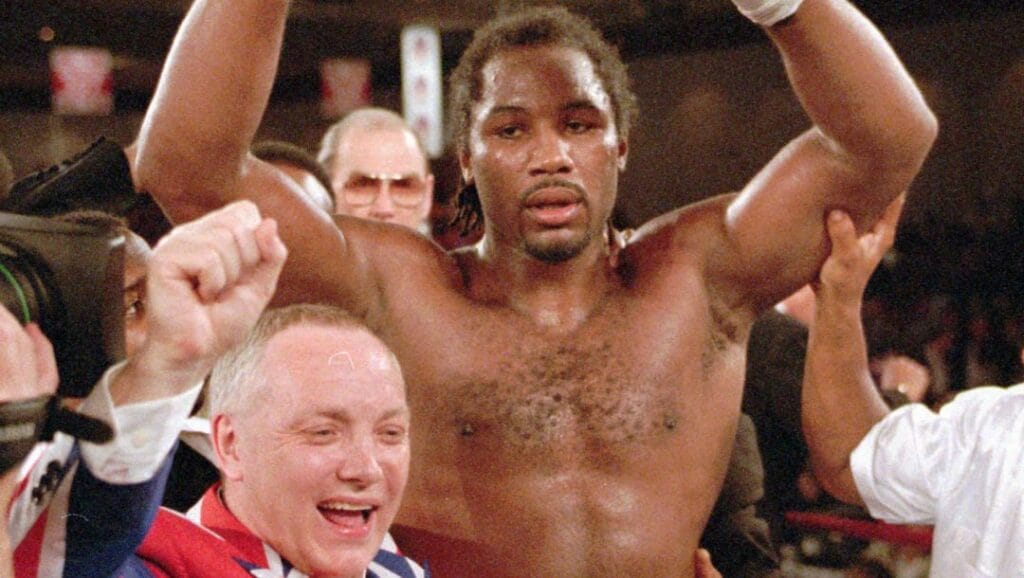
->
[461,45,627,263]
[219,323,410,577]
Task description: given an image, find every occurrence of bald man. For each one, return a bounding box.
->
[318,108,434,233]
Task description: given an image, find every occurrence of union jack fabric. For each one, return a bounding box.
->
[9,367,203,578]
[11,449,428,578]
[123,484,429,578]
[11,440,174,578]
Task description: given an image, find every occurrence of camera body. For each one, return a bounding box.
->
[0,212,125,397]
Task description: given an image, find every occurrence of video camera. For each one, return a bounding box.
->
[0,212,125,398]
[0,139,140,470]
[0,138,133,399]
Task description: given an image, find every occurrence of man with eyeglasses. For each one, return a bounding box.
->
[318,108,434,234]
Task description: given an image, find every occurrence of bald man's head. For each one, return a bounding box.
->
[318,108,434,232]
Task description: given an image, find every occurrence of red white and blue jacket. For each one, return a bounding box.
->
[10,363,196,578]
[120,484,428,578]
[8,364,428,578]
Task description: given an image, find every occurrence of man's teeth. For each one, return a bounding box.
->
[321,502,374,522]
[321,502,373,512]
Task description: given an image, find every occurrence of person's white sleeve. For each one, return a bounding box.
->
[850,403,950,524]
[75,361,202,484]
[850,388,999,525]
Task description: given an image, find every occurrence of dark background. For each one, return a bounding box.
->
[2,0,1023,387]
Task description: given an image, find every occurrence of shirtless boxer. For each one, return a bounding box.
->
[135,0,936,575]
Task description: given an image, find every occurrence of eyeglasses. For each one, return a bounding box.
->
[341,172,427,208]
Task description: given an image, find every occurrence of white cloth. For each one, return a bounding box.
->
[179,415,216,464]
[77,360,204,483]
[851,383,1024,578]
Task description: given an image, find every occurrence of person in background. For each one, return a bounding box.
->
[803,198,1024,577]
[317,107,434,233]
[252,140,335,214]
[52,210,153,357]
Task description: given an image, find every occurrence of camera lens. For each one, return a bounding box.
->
[0,240,57,329]
[0,212,124,397]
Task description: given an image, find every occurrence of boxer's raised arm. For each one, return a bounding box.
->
[135,0,289,222]
[707,0,937,311]
[134,0,394,313]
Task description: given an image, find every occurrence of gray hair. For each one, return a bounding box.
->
[207,303,381,417]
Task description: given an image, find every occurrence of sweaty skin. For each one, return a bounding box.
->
[136,0,936,575]
[383,235,747,576]
[377,48,748,576]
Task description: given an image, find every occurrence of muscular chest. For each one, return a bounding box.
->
[393,295,741,454]
[449,335,683,449]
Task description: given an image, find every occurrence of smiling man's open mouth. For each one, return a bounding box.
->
[318,501,377,528]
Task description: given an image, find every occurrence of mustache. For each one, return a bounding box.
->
[520,179,587,202]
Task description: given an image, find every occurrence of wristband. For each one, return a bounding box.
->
[732,0,804,26]
[0,395,50,476]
